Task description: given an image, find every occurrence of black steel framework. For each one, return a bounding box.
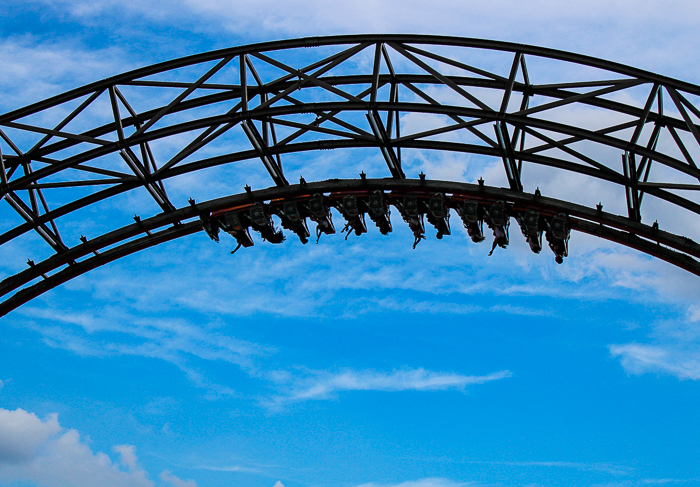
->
[1,35,700,315]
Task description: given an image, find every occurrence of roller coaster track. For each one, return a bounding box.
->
[1,35,700,315]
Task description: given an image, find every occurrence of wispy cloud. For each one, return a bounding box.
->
[18,306,270,397]
[0,36,132,112]
[347,296,553,318]
[264,368,511,408]
[188,464,261,474]
[357,478,482,487]
[493,460,633,476]
[18,303,511,408]
[639,478,700,484]
[610,306,700,380]
[20,306,269,366]
[53,227,700,326]
[609,343,700,380]
[590,479,700,487]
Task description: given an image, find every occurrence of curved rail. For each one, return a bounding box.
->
[1,35,700,313]
[2,177,699,317]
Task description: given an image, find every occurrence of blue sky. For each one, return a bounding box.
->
[1,1,700,487]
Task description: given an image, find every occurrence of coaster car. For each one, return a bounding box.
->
[367,191,392,235]
[275,200,311,244]
[248,203,285,244]
[456,199,486,243]
[397,194,426,249]
[545,213,570,264]
[218,209,254,249]
[486,201,509,255]
[426,193,451,239]
[307,194,336,242]
[517,209,542,254]
[334,194,368,240]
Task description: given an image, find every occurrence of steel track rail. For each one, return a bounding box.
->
[2,178,698,317]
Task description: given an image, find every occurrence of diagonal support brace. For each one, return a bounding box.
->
[241,120,288,186]
[367,109,404,179]
[622,151,641,222]
[0,143,8,189]
[494,121,523,192]
[4,191,68,252]
[119,148,175,212]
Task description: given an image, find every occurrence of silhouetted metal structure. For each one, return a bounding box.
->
[1,35,700,315]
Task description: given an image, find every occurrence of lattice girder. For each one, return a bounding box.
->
[1,35,700,314]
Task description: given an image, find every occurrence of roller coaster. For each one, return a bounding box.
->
[1,35,700,315]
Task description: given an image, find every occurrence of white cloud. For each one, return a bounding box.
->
[265,367,511,407]
[28,0,700,63]
[113,444,139,470]
[688,306,700,323]
[8,0,700,104]
[0,408,153,487]
[358,478,480,487]
[160,469,198,487]
[0,408,61,464]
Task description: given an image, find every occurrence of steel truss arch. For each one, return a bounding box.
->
[1,34,700,314]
